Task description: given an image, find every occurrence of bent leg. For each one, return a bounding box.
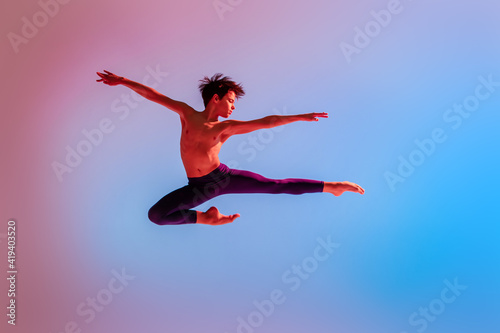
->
[148,184,211,225]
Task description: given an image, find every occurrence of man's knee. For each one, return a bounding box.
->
[148,206,163,225]
[266,179,285,193]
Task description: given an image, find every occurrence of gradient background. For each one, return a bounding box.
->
[1,0,499,332]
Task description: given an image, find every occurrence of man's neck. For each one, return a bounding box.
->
[202,106,220,122]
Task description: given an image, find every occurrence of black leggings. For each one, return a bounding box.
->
[148,163,324,225]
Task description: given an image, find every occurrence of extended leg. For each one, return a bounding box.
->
[220,168,326,195]
[219,167,364,198]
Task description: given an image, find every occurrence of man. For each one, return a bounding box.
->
[96,71,364,226]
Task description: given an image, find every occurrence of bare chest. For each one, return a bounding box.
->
[180,118,222,149]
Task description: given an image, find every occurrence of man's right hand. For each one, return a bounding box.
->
[96,70,124,86]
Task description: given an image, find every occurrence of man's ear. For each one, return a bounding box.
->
[212,94,220,103]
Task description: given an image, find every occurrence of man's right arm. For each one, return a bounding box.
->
[97,70,193,117]
[120,78,193,116]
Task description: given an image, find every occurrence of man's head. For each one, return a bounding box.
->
[198,73,245,117]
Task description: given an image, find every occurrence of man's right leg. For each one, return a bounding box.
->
[148,182,240,226]
[148,184,212,225]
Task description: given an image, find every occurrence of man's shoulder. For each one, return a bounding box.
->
[179,103,197,116]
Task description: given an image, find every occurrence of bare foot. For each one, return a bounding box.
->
[323,181,365,196]
[196,206,240,225]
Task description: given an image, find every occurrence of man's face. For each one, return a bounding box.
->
[218,90,236,118]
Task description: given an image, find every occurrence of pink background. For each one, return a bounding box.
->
[2,0,499,332]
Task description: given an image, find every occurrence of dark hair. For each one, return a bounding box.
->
[198,73,245,107]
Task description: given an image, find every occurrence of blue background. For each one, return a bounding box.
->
[1,0,498,332]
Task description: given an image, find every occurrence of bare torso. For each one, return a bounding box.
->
[180,110,228,178]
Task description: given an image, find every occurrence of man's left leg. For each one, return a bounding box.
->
[219,168,324,195]
[219,167,364,196]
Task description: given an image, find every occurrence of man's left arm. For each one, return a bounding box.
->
[221,112,328,138]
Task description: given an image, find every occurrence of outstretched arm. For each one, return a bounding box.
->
[221,112,328,138]
[96,70,192,117]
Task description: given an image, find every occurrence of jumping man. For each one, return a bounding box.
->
[96,71,364,226]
